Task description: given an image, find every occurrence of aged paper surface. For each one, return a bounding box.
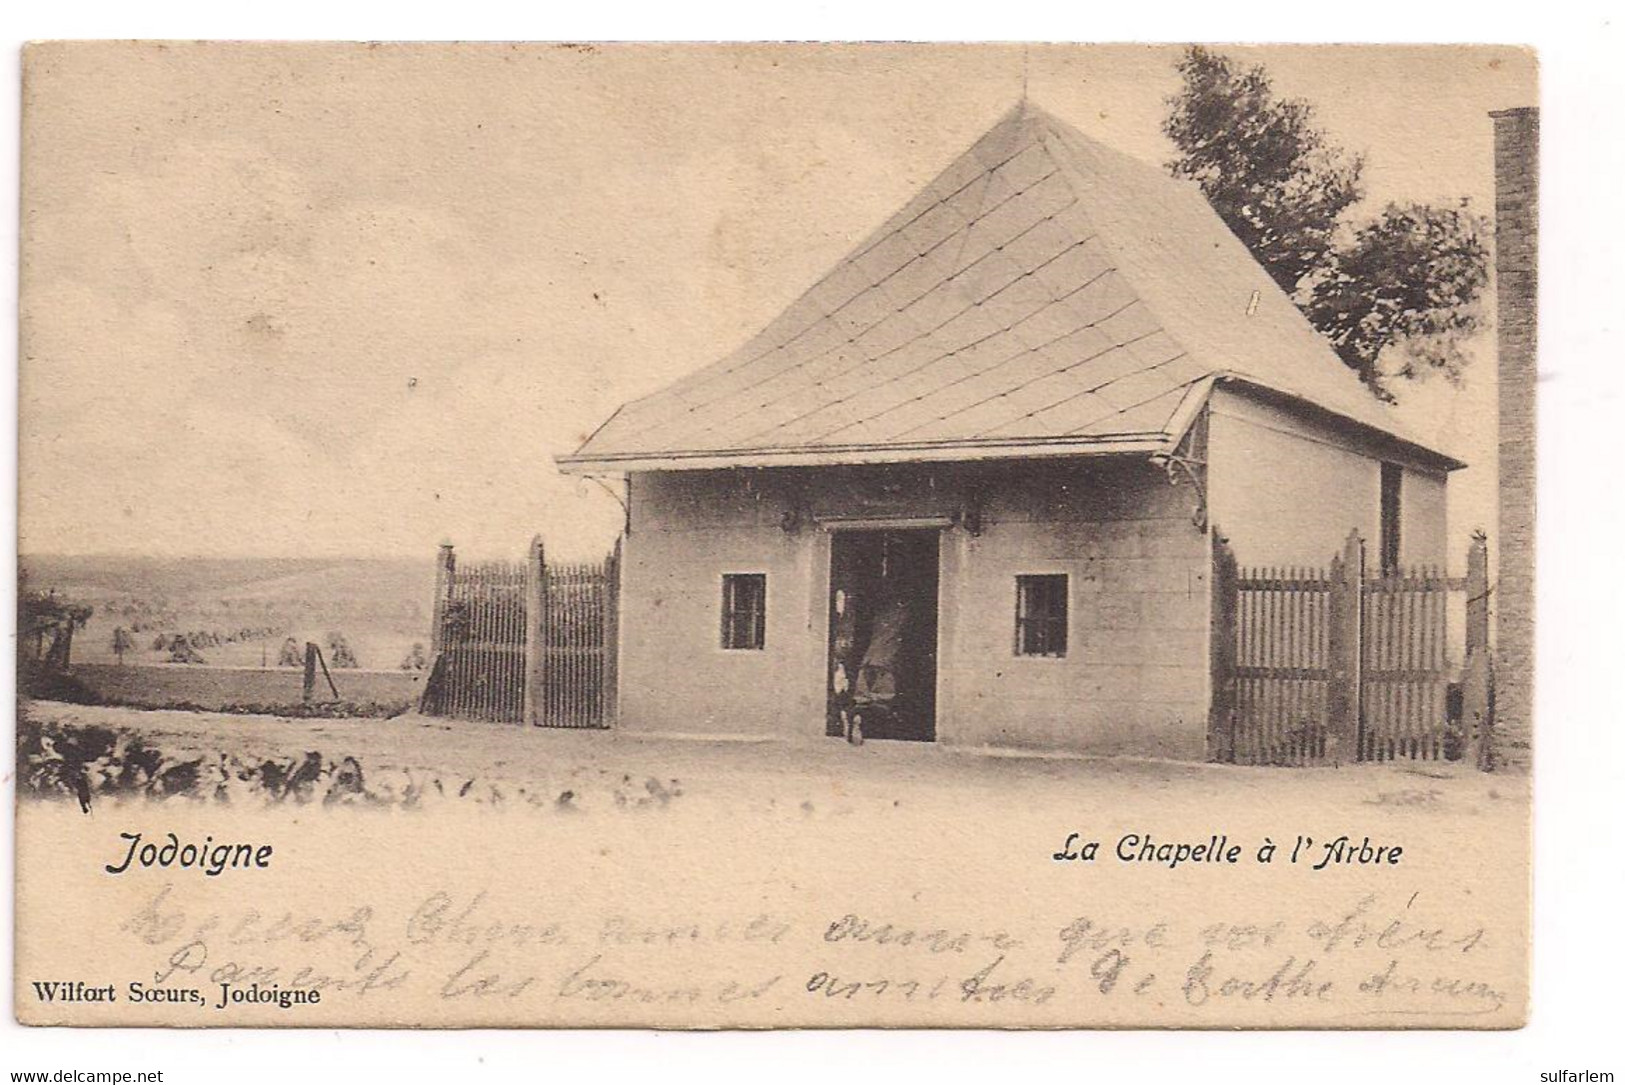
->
[16,42,1535,1028]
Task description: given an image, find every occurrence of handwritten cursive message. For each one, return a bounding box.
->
[89,884,1503,1024]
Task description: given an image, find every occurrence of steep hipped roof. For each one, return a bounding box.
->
[559,103,1463,474]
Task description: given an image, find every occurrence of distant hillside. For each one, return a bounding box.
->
[19,554,438,671]
[21,554,435,617]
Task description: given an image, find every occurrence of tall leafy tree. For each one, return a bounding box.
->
[1164,46,1489,399]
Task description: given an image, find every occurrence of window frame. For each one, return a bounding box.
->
[1013,573,1070,659]
[1379,463,1403,576]
[719,572,767,651]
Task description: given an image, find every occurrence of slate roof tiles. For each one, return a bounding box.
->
[561,102,1462,473]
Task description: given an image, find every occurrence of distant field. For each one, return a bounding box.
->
[20,551,439,675]
[73,615,424,672]
[68,663,424,715]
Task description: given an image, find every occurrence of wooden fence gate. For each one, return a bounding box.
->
[420,553,529,722]
[1209,528,1494,768]
[527,539,620,729]
[421,537,620,728]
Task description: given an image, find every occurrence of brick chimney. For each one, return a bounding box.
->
[1490,106,1537,768]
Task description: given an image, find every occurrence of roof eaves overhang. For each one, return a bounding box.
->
[1211,375,1468,474]
[555,433,1172,476]
[1156,376,1218,454]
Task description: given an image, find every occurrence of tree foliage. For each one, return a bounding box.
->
[19,586,92,671]
[1300,201,1489,390]
[1164,46,1489,398]
[1164,46,1364,296]
[19,587,92,640]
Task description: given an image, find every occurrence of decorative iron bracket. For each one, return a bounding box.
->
[1150,405,1209,532]
[1153,451,1208,532]
[577,475,631,536]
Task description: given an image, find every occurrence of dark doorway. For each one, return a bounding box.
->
[826,529,939,742]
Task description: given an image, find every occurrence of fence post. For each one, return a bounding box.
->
[1207,528,1237,762]
[1465,531,1491,655]
[303,642,318,703]
[524,537,546,727]
[431,543,456,657]
[1326,530,1364,764]
[606,536,622,728]
[1462,531,1495,769]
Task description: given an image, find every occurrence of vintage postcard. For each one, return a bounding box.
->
[15,42,1536,1028]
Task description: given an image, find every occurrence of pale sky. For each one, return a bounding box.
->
[19,43,1535,561]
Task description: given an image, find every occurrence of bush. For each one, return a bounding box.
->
[326,632,359,669]
[20,714,495,811]
[17,713,388,810]
[168,639,206,664]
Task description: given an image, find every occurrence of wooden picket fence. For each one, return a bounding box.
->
[1361,569,1455,763]
[1222,566,1335,767]
[531,544,620,729]
[420,538,620,727]
[1209,529,1494,769]
[420,554,529,722]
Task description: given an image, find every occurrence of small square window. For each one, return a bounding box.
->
[721,574,766,650]
[1015,574,1068,657]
